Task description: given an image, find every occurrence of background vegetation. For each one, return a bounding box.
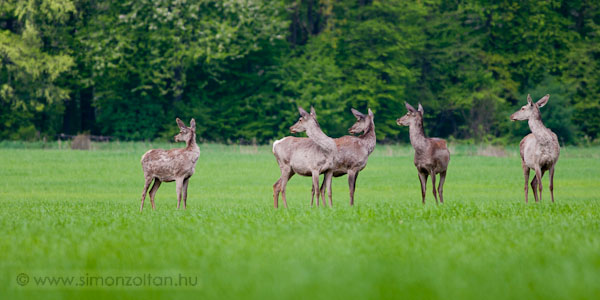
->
[1,0,599,144]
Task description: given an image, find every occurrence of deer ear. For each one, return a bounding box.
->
[418,103,424,116]
[527,94,533,105]
[368,108,374,118]
[189,118,196,130]
[405,102,416,112]
[536,94,550,108]
[351,108,365,119]
[298,106,309,117]
[176,118,186,129]
[310,106,316,117]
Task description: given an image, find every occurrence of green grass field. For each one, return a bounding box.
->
[1,143,599,299]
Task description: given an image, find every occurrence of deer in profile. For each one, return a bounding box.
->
[510,94,560,203]
[272,106,336,208]
[397,102,450,204]
[318,108,376,206]
[140,118,200,211]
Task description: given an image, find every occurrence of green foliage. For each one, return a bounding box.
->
[334,0,427,141]
[560,1,600,139]
[0,0,74,139]
[76,0,288,140]
[410,1,509,140]
[1,0,600,143]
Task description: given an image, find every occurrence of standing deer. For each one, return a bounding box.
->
[510,94,560,203]
[397,102,450,204]
[319,108,376,206]
[272,106,336,208]
[140,118,200,211]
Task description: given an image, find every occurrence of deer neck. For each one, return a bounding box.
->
[528,115,553,145]
[306,125,336,153]
[186,133,200,153]
[409,120,428,152]
[360,120,376,154]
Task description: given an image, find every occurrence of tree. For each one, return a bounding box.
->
[81,0,289,140]
[560,0,600,140]
[0,0,75,139]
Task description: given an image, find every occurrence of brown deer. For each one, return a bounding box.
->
[140,118,200,211]
[397,102,450,204]
[272,106,336,208]
[319,108,376,206]
[510,94,560,203]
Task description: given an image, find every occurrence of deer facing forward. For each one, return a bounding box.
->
[397,102,450,204]
[140,118,200,211]
[510,94,559,203]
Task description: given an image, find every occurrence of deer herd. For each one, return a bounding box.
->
[139,94,560,211]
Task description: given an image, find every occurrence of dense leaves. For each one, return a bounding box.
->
[1,0,599,144]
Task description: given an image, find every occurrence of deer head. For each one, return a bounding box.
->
[349,108,374,134]
[290,106,319,134]
[174,118,196,143]
[396,102,424,127]
[510,94,549,121]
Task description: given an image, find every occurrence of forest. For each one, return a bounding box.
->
[1,0,599,144]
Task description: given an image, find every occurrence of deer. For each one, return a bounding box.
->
[510,94,560,203]
[397,102,450,204]
[272,106,337,208]
[140,118,200,211]
[318,108,376,206]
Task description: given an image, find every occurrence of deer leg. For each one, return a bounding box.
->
[430,171,438,204]
[348,170,356,206]
[321,175,327,206]
[324,171,333,207]
[418,172,428,204]
[140,177,153,212]
[318,173,327,207]
[317,176,327,207]
[176,178,183,209]
[273,178,281,208]
[149,178,162,210]
[438,171,446,204]
[280,171,293,209]
[312,182,317,207]
[535,167,543,202]
[182,177,190,209]
[549,165,556,203]
[311,171,325,207]
[531,176,539,203]
[353,171,359,205]
[523,166,530,203]
[540,169,547,202]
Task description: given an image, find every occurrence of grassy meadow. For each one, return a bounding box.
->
[0,142,599,299]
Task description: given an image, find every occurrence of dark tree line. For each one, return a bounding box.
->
[1,0,599,144]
